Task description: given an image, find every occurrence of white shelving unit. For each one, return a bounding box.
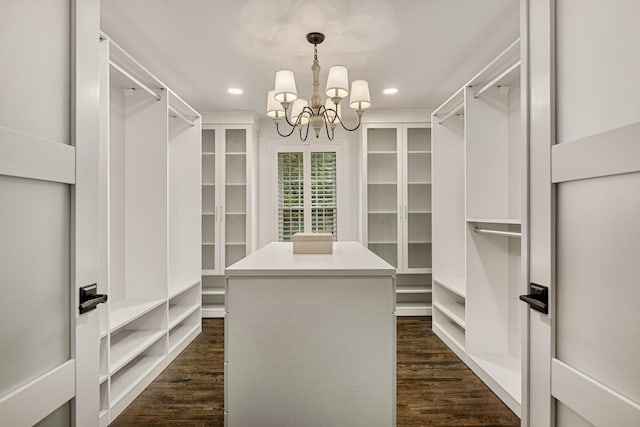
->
[200,114,258,318]
[431,39,525,416]
[98,34,202,425]
[361,122,433,316]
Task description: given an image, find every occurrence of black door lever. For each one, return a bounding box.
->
[519,283,548,314]
[79,284,108,314]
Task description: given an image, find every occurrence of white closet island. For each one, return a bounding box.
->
[224,242,396,427]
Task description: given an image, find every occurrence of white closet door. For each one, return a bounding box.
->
[0,0,100,425]
[527,0,640,425]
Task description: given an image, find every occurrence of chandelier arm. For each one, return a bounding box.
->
[275,120,298,138]
[320,108,335,141]
[300,122,310,142]
[333,111,363,132]
[282,107,299,128]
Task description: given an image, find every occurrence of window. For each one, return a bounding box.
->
[278,152,304,241]
[276,145,342,241]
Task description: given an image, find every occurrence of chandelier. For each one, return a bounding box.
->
[266,32,371,141]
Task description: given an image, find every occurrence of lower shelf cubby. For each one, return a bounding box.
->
[432,312,466,360]
[109,303,166,375]
[169,283,200,329]
[466,352,521,415]
[202,276,226,318]
[169,310,201,352]
[99,380,109,427]
[110,338,166,416]
[395,274,432,316]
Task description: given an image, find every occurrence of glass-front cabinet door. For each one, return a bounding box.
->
[223,127,248,268]
[364,125,402,268]
[403,125,433,273]
[201,128,217,275]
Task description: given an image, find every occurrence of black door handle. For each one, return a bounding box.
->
[519,283,548,314]
[79,284,108,314]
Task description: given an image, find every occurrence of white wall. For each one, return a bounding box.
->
[257,118,361,248]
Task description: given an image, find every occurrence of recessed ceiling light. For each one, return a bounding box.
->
[228,88,243,95]
[383,88,398,95]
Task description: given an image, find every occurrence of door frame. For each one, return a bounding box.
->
[522,0,555,425]
[72,0,101,424]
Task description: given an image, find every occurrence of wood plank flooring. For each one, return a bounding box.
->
[112,318,519,426]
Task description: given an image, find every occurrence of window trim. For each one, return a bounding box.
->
[272,140,346,241]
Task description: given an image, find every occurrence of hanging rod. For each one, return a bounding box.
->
[168,105,195,127]
[474,227,521,238]
[437,102,465,124]
[109,61,162,101]
[473,60,521,99]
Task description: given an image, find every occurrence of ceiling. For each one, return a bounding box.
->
[101,0,519,117]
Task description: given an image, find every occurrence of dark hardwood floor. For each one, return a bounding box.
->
[112,318,519,426]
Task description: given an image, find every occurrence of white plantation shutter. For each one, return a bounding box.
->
[278,152,304,241]
[311,152,337,239]
[276,147,340,241]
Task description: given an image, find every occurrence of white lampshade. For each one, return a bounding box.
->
[325,65,349,99]
[290,99,309,125]
[324,98,341,122]
[274,70,298,103]
[266,90,285,118]
[349,80,371,110]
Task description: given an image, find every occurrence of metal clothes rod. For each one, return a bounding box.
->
[473,60,521,98]
[437,102,464,124]
[168,105,195,127]
[474,227,522,238]
[109,61,162,101]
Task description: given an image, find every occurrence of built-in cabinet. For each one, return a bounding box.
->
[98,34,202,425]
[361,122,432,316]
[432,40,524,415]
[201,116,258,318]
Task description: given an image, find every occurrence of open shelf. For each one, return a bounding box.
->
[433,277,466,298]
[168,279,200,299]
[367,181,397,185]
[396,302,432,316]
[110,354,164,407]
[468,353,521,403]
[168,304,199,329]
[225,152,246,156]
[433,317,466,356]
[408,150,432,154]
[109,299,165,332]
[169,322,200,353]
[169,311,201,352]
[434,302,466,329]
[202,269,217,276]
[202,304,225,318]
[110,329,165,375]
[368,150,397,154]
[202,288,225,296]
[396,285,432,294]
[467,218,521,225]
